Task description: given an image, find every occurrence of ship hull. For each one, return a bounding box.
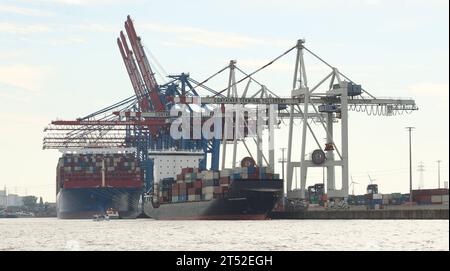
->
[57,187,142,219]
[144,180,283,220]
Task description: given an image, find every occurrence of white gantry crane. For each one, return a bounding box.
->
[285,40,417,201]
[169,39,417,202]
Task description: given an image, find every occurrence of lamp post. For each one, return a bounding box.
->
[405,127,415,203]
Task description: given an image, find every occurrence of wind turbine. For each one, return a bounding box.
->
[350,176,359,195]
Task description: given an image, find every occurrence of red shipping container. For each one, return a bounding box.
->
[413,194,431,203]
[181,168,193,174]
[219,177,230,185]
[248,173,259,179]
[178,184,187,196]
[412,189,448,196]
[213,186,223,194]
[188,188,196,195]
[106,179,142,188]
[194,180,202,189]
[64,180,101,188]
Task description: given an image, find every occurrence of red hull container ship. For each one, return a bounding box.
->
[56,152,143,219]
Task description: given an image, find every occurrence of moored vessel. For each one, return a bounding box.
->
[56,150,143,219]
[144,157,284,220]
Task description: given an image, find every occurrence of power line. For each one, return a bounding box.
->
[417,161,425,189]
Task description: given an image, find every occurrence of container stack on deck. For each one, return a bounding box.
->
[56,153,142,190]
[156,167,280,204]
[412,189,449,205]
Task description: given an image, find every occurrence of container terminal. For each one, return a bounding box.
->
[41,16,447,220]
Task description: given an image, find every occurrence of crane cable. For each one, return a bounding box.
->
[213,45,297,97]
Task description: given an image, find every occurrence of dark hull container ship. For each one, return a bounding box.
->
[144,157,284,220]
[56,152,143,219]
[145,179,283,220]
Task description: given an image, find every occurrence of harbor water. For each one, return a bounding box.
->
[0,218,448,251]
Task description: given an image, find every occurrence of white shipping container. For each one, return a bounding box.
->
[188,195,196,201]
[220,169,232,177]
[373,194,383,200]
[442,195,449,203]
[196,172,204,179]
[431,195,442,203]
[202,187,214,194]
[203,193,213,200]
[261,167,273,174]
[203,171,214,180]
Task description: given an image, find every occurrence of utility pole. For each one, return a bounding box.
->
[405,127,415,203]
[278,148,287,181]
[417,161,425,189]
[437,160,441,189]
[279,148,286,180]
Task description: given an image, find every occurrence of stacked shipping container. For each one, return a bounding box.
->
[57,153,142,189]
[412,189,449,205]
[157,167,281,204]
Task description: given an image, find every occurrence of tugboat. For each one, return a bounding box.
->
[92,208,120,221]
[106,208,120,219]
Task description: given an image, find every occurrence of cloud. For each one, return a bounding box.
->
[47,36,86,45]
[0,50,25,60]
[0,112,49,126]
[73,23,116,33]
[0,22,50,34]
[70,21,293,48]
[408,83,449,97]
[19,0,143,5]
[0,64,54,92]
[140,22,292,48]
[0,4,55,17]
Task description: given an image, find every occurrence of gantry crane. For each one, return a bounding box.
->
[43,17,418,204]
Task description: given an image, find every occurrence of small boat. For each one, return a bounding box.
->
[106,208,120,219]
[92,214,109,221]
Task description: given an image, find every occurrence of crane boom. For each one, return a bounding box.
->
[117,33,150,112]
[124,15,164,112]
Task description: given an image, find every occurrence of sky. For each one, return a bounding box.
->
[0,0,448,202]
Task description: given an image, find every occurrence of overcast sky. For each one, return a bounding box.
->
[0,0,448,202]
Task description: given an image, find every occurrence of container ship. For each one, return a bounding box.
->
[56,151,143,219]
[144,156,284,220]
